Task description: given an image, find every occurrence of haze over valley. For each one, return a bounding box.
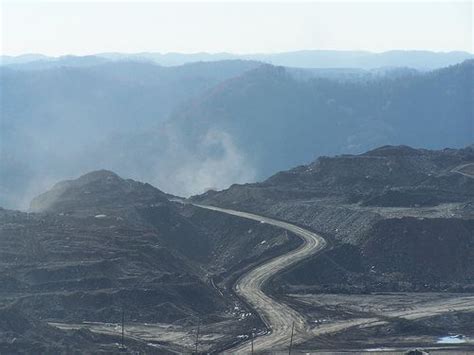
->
[1,52,472,210]
[1,1,474,352]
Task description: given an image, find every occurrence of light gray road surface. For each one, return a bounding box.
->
[191,203,327,353]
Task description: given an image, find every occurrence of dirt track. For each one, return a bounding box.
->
[295,294,474,334]
[51,202,474,353]
[192,203,474,353]
[451,163,474,178]
[192,203,328,353]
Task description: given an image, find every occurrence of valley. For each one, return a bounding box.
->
[2,4,473,353]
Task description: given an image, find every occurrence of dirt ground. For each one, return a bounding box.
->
[51,317,259,353]
[284,293,474,353]
[51,292,474,353]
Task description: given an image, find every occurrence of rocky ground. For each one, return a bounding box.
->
[0,303,178,354]
[191,145,474,352]
[0,170,301,353]
[282,293,474,352]
[2,145,474,353]
[196,145,474,294]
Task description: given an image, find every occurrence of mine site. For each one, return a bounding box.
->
[1,146,473,353]
[1,1,473,354]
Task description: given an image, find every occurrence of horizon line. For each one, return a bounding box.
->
[2,48,474,58]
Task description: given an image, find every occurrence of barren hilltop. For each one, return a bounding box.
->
[1,145,474,352]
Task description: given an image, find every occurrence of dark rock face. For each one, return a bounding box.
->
[273,217,474,293]
[0,207,224,324]
[363,218,474,283]
[195,145,474,292]
[269,145,474,206]
[2,171,224,326]
[28,170,218,261]
[197,145,474,208]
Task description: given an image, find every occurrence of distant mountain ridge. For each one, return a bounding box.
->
[0,60,261,209]
[2,49,473,70]
[0,58,472,210]
[164,60,473,189]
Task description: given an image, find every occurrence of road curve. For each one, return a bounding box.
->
[191,203,327,353]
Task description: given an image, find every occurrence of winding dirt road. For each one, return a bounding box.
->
[192,203,474,353]
[191,203,327,353]
[51,200,474,352]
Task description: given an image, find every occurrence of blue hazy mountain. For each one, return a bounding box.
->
[160,60,473,187]
[0,60,261,208]
[2,50,472,70]
[0,59,472,209]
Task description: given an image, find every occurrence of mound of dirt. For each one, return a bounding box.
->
[194,145,474,292]
[30,169,169,214]
[197,145,474,209]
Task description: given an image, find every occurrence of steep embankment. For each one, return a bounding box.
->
[195,145,474,292]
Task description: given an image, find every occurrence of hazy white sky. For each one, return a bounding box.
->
[1,1,472,56]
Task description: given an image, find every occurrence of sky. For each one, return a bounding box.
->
[1,1,472,56]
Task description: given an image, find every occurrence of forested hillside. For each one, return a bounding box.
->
[1,60,472,209]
